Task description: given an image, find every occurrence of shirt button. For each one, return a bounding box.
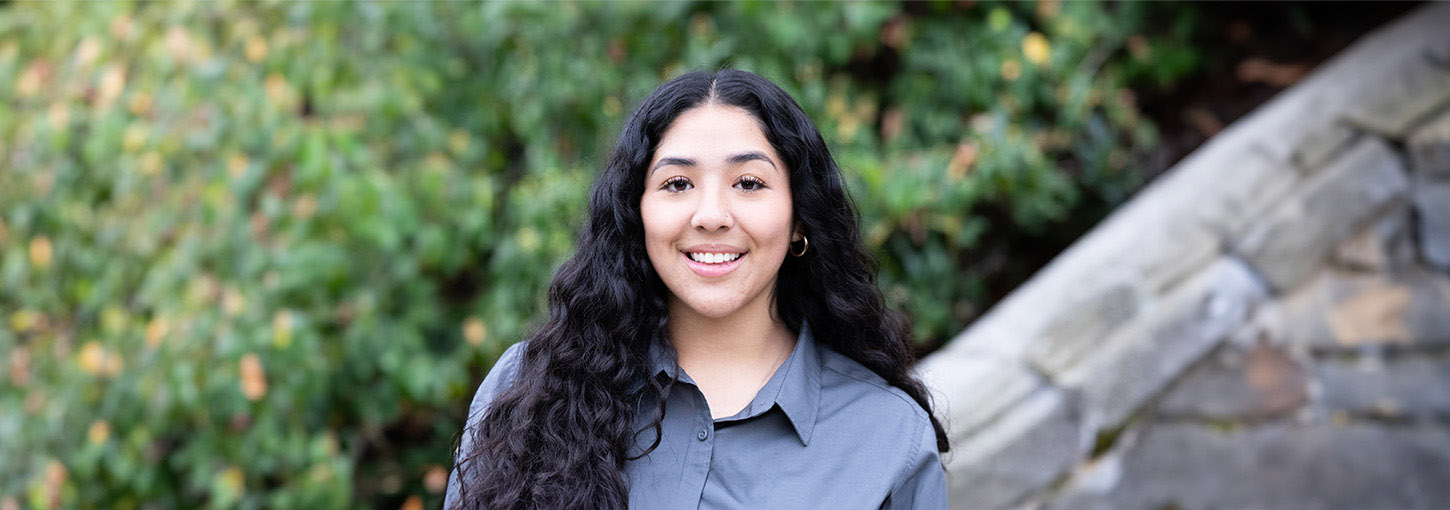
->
[696,429,709,441]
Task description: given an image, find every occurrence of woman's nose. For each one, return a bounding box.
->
[690,180,733,231]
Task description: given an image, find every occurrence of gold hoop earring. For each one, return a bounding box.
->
[789,236,809,257]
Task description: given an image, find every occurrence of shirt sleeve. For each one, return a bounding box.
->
[881,413,949,510]
[444,341,527,510]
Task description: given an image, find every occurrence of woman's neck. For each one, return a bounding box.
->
[665,296,794,373]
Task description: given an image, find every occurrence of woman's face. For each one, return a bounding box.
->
[641,104,799,321]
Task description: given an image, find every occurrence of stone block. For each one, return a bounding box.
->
[1408,106,1450,177]
[945,389,1080,510]
[1276,268,1450,349]
[1341,60,1450,138]
[917,351,1043,438]
[1316,356,1450,418]
[1413,179,1450,269]
[1057,257,1270,431]
[1234,138,1410,292]
[1026,284,1139,376]
[1291,123,1358,173]
[936,218,1217,361]
[1045,423,1450,510]
[1157,341,1309,420]
[1332,203,1417,272]
[1159,149,1301,240]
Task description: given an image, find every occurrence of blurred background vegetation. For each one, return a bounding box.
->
[0,1,1237,508]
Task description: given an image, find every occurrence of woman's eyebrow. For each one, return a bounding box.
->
[726,151,777,169]
[650,151,777,176]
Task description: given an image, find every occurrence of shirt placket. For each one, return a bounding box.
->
[679,384,715,509]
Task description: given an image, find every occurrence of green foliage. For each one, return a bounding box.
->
[0,1,1201,508]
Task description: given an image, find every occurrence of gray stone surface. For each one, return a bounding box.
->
[1026,285,1139,376]
[1274,268,1450,348]
[1144,148,1300,241]
[1341,60,1450,138]
[930,216,1218,362]
[1292,123,1359,173]
[917,351,1043,438]
[1316,356,1450,418]
[1333,203,1417,273]
[1046,423,1450,510]
[1408,106,1450,177]
[945,389,1080,510]
[1057,257,1270,430]
[1234,138,1410,292]
[1157,341,1308,420]
[1413,179,1450,270]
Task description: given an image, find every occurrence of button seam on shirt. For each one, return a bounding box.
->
[696,429,708,441]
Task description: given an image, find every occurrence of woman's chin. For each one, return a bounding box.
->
[673,296,750,320]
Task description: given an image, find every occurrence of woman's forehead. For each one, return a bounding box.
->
[652,105,779,165]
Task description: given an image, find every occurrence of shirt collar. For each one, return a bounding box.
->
[644,320,822,446]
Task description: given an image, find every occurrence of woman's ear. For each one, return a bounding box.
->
[791,224,804,243]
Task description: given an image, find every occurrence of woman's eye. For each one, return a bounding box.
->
[735,177,765,192]
[662,177,692,193]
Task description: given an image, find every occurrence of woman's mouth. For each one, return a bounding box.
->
[681,251,746,277]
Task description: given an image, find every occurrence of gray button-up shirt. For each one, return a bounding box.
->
[446,321,947,509]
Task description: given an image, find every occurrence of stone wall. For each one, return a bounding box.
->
[919,4,1450,509]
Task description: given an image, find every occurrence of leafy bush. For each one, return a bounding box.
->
[0,2,1201,508]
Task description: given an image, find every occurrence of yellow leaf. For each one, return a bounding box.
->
[128,92,152,116]
[223,288,246,317]
[78,341,106,376]
[122,124,148,152]
[244,35,268,62]
[139,151,163,176]
[1000,59,1021,81]
[15,60,48,98]
[463,318,487,347]
[145,316,168,348]
[8,347,29,387]
[9,310,38,332]
[272,310,293,349]
[448,130,471,154]
[96,64,127,110]
[401,495,423,510]
[1023,32,1051,66]
[265,73,292,106]
[165,26,194,63]
[240,354,267,401]
[293,194,318,219]
[110,15,135,40]
[88,420,110,445]
[219,466,245,494]
[947,142,979,181]
[44,460,67,491]
[48,103,70,129]
[28,237,52,270]
[75,38,102,69]
[227,153,249,179]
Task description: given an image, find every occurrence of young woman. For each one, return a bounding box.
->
[446,69,949,510]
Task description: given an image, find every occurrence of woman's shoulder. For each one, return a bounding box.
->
[464,341,529,422]
[812,343,945,505]
[814,344,931,425]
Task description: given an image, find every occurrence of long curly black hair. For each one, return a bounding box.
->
[450,69,949,510]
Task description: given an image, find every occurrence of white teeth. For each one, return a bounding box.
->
[688,252,741,264]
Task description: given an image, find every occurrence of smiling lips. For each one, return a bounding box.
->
[680,247,747,277]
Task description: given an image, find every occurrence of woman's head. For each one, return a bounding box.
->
[641,102,799,322]
[452,69,947,510]
[601,69,862,330]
